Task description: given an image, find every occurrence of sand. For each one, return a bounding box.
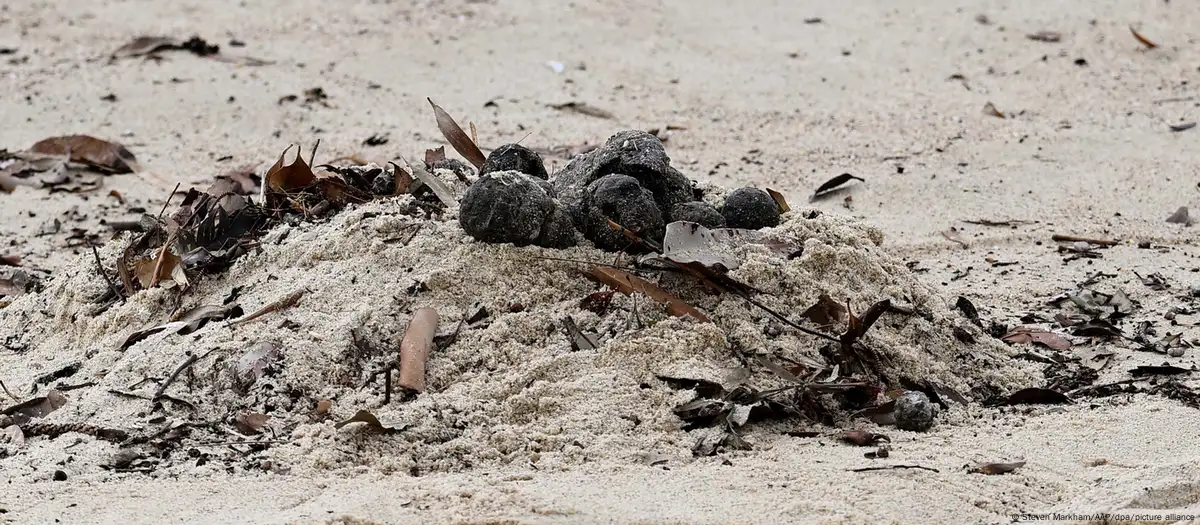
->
[3,0,1200,524]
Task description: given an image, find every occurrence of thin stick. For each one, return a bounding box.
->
[309,139,321,166]
[1051,234,1119,246]
[227,289,306,328]
[383,365,393,405]
[91,246,125,303]
[0,378,19,401]
[397,307,439,392]
[155,183,181,223]
[850,464,939,473]
[152,348,215,401]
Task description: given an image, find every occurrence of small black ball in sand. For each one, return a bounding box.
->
[722,187,780,230]
[894,390,938,432]
[459,171,576,248]
[480,144,549,180]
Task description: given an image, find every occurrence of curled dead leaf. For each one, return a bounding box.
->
[334,409,407,433]
[233,412,270,435]
[29,135,139,173]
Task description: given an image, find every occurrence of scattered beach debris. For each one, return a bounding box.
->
[334,410,407,433]
[583,267,710,323]
[1168,122,1196,133]
[1130,25,1159,49]
[1026,30,1062,43]
[840,430,890,446]
[1002,327,1072,351]
[1001,387,1071,405]
[110,35,270,65]
[811,173,864,201]
[1166,206,1192,226]
[982,102,1005,119]
[969,461,1026,475]
[549,102,616,120]
[397,307,439,393]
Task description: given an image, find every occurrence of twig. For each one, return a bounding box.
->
[155,183,182,223]
[1051,234,1119,246]
[91,246,126,303]
[152,349,215,401]
[398,307,439,392]
[383,365,393,405]
[850,464,939,473]
[227,289,306,328]
[198,439,290,447]
[0,378,19,401]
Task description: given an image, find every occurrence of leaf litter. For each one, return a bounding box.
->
[0,103,1040,477]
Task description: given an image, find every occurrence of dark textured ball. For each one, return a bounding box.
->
[459,171,576,248]
[894,391,938,432]
[670,201,726,229]
[583,174,664,251]
[480,144,549,180]
[722,187,781,230]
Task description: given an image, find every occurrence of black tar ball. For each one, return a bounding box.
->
[480,144,549,180]
[722,187,780,230]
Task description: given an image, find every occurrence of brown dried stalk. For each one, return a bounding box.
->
[397,307,439,393]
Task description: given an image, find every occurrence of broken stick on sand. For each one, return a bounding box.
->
[397,307,439,393]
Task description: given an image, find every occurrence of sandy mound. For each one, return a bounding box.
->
[0,184,1037,477]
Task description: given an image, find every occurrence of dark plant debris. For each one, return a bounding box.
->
[810,173,864,201]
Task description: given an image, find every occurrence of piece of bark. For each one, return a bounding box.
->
[397,307,439,393]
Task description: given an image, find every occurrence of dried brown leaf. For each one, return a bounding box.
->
[582,266,711,323]
[766,188,790,213]
[264,145,316,193]
[334,409,407,432]
[800,294,848,329]
[134,249,186,289]
[563,315,599,351]
[234,341,283,388]
[0,255,19,267]
[982,101,1005,119]
[424,146,447,166]
[428,98,486,169]
[1001,327,1071,351]
[969,461,1026,475]
[1130,25,1158,49]
[2,390,67,425]
[811,173,864,201]
[387,161,415,196]
[549,102,616,120]
[29,135,139,173]
[111,36,181,58]
[233,411,269,435]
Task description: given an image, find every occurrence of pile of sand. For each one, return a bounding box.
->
[0,186,1037,478]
